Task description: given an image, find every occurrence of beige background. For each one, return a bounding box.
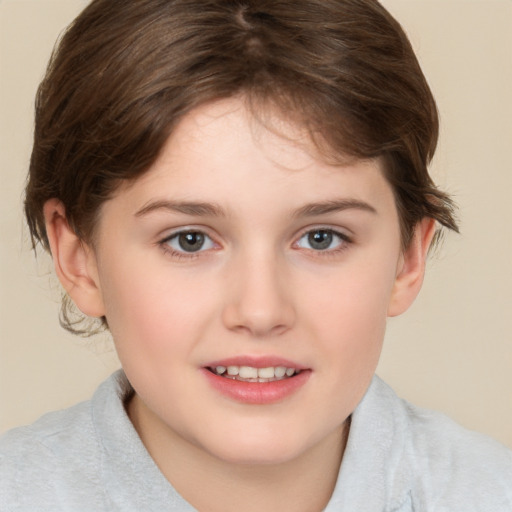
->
[1,0,511,448]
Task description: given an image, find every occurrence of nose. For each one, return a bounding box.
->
[221,251,296,338]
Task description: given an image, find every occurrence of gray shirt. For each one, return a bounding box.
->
[1,371,511,511]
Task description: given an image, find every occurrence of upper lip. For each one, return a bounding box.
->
[204,355,309,370]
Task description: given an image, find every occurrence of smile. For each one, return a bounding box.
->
[202,359,310,404]
[209,365,299,382]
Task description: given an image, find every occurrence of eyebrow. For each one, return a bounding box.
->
[292,199,377,218]
[135,200,226,218]
[134,198,377,219]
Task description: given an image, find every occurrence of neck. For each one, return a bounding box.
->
[128,394,350,512]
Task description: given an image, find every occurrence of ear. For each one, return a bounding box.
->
[43,199,105,318]
[387,218,436,317]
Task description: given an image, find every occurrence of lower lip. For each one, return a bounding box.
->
[201,368,311,404]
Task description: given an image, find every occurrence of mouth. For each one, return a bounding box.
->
[207,365,300,383]
[202,358,310,404]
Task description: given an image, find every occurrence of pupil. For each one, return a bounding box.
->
[308,230,332,250]
[178,232,205,252]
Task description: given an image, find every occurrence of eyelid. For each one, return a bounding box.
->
[156,224,353,260]
[168,232,215,251]
[159,225,217,243]
[294,225,352,241]
[158,226,221,257]
[293,226,353,252]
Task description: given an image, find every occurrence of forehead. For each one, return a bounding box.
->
[107,98,395,221]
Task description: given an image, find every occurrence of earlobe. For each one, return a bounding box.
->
[43,199,105,318]
[387,218,436,317]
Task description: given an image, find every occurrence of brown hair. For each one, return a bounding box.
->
[25,0,458,333]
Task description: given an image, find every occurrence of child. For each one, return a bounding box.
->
[1,0,511,510]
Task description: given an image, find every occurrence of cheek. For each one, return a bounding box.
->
[305,259,395,323]
[97,253,216,364]
[298,262,395,423]
[300,254,397,362]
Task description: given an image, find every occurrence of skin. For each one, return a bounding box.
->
[44,98,435,512]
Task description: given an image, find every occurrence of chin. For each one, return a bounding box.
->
[212,444,304,467]
[197,424,322,467]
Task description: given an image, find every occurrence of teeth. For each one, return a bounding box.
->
[274,366,287,378]
[239,366,258,379]
[212,365,298,381]
[257,367,275,379]
[227,366,239,376]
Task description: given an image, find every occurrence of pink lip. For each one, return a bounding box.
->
[201,355,311,405]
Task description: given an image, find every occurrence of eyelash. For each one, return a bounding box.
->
[158,227,353,260]
[294,227,352,256]
[159,229,217,260]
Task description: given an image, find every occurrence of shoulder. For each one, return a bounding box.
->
[1,372,187,512]
[0,374,125,511]
[0,397,93,458]
[402,397,512,508]
[0,400,107,511]
[373,377,512,509]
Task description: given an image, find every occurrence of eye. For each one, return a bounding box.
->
[163,230,216,253]
[295,228,349,251]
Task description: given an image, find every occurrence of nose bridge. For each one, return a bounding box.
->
[222,244,295,337]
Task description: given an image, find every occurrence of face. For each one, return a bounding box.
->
[87,98,408,465]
